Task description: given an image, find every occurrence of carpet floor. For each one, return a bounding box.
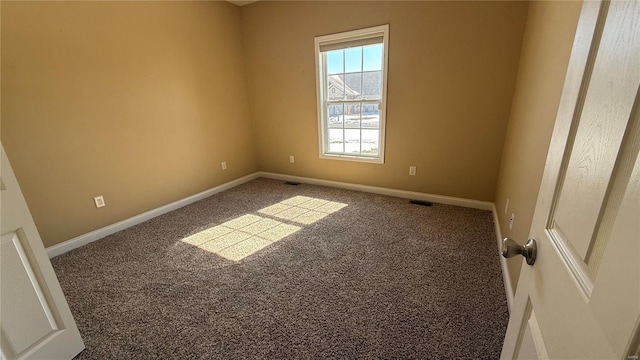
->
[51,178,509,359]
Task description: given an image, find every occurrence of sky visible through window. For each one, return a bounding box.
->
[327,44,383,75]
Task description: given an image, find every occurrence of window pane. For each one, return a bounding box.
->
[363,44,383,71]
[362,71,381,100]
[316,25,388,162]
[327,75,345,101]
[327,50,343,75]
[328,129,344,153]
[344,103,361,129]
[344,73,362,100]
[361,102,379,128]
[362,129,379,155]
[345,129,361,153]
[328,103,344,128]
[344,47,362,73]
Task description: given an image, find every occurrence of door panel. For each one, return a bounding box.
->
[502,1,640,359]
[0,144,84,360]
[515,300,549,360]
[2,231,60,357]
[590,151,640,355]
[552,0,640,265]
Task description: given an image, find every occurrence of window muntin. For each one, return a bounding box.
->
[315,25,389,163]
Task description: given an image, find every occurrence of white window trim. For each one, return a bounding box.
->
[314,24,390,164]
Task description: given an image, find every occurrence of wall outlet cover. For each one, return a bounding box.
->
[94,196,105,208]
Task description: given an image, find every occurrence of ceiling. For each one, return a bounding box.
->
[226,0,259,6]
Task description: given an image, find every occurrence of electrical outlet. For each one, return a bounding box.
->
[409,166,416,176]
[289,155,295,164]
[505,198,510,214]
[509,213,515,230]
[94,195,106,208]
[221,161,227,170]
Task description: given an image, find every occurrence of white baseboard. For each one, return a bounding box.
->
[46,172,261,258]
[257,171,494,210]
[47,170,495,259]
[492,204,514,312]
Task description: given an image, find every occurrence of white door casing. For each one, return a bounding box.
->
[0,144,85,360]
[502,1,640,359]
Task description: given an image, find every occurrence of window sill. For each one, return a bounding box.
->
[319,153,384,164]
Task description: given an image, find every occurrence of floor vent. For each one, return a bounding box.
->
[410,199,433,207]
[284,181,300,186]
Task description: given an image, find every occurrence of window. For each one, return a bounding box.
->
[315,25,389,164]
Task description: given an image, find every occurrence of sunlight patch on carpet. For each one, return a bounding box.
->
[181,196,347,261]
[258,196,347,225]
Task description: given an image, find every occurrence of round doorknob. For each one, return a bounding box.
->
[502,237,537,265]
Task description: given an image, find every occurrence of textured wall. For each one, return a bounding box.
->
[494,1,582,293]
[1,1,258,247]
[241,1,528,201]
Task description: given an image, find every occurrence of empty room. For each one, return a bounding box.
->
[1,0,638,359]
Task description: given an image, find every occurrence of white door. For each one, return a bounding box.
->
[1,144,85,360]
[501,1,640,359]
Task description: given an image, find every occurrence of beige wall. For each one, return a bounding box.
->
[2,0,579,256]
[494,1,582,293]
[241,1,528,201]
[1,1,258,247]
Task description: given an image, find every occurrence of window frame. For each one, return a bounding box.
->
[314,24,390,164]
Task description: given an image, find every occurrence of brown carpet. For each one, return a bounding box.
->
[51,177,509,359]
